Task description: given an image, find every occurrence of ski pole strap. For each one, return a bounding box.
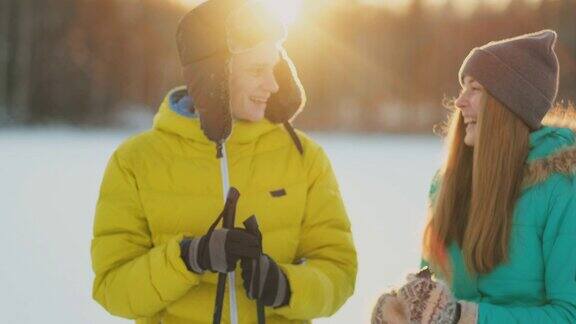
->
[222,188,239,228]
[207,187,240,234]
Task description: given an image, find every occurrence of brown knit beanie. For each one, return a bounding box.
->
[459,30,560,130]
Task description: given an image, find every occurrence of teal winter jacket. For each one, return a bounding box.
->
[424,122,576,323]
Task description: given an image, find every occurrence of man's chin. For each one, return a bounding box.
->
[236,113,266,123]
[246,107,267,122]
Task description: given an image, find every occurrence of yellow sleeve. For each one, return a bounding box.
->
[91,148,199,319]
[275,146,358,320]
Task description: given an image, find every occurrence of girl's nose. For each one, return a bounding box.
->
[455,91,468,110]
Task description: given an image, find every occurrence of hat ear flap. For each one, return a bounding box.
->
[266,49,306,123]
[182,54,232,144]
[176,0,242,145]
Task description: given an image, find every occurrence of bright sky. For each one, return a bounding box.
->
[175,0,303,25]
[175,0,543,19]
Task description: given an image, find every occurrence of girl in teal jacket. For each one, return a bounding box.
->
[373,30,576,324]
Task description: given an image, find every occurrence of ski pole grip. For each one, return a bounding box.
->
[243,215,266,324]
[243,215,261,238]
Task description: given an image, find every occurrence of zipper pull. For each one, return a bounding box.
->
[216,142,223,159]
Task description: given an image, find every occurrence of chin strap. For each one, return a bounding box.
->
[283,122,303,155]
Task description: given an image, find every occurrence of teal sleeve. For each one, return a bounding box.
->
[477,182,576,323]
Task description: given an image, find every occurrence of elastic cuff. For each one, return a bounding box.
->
[179,238,192,270]
[273,270,291,308]
[180,237,205,274]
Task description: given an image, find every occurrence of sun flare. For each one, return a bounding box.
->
[261,0,303,26]
[176,0,303,25]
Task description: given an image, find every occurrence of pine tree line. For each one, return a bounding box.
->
[0,0,574,132]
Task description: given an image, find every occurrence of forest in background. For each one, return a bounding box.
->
[1,0,574,132]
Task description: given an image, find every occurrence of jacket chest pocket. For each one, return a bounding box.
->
[254,183,306,227]
[238,182,307,260]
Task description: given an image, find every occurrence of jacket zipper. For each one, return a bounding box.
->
[219,142,239,324]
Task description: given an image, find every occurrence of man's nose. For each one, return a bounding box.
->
[262,72,279,94]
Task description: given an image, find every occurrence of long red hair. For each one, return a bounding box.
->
[423,94,530,278]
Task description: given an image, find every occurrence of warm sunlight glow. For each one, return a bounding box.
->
[175,0,303,26]
[358,0,541,15]
[261,0,303,26]
[176,0,205,8]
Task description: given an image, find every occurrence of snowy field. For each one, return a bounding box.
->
[0,127,443,323]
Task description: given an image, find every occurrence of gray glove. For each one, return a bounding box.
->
[240,254,291,308]
[180,228,261,274]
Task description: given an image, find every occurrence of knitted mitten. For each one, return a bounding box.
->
[372,291,409,324]
[373,268,478,324]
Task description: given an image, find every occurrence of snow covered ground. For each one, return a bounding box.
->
[0,127,443,323]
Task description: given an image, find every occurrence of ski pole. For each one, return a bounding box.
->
[212,187,240,324]
[243,216,266,324]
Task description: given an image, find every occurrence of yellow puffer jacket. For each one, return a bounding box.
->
[91,87,357,324]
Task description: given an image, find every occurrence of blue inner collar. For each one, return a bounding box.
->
[169,89,196,118]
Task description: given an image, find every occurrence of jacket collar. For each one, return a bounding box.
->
[153,86,280,145]
[523,112,576,188]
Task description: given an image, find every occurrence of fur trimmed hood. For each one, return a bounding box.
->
[523,109,576,188]
[523,142,576,188]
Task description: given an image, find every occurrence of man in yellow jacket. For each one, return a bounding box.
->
[91,1,357,323]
